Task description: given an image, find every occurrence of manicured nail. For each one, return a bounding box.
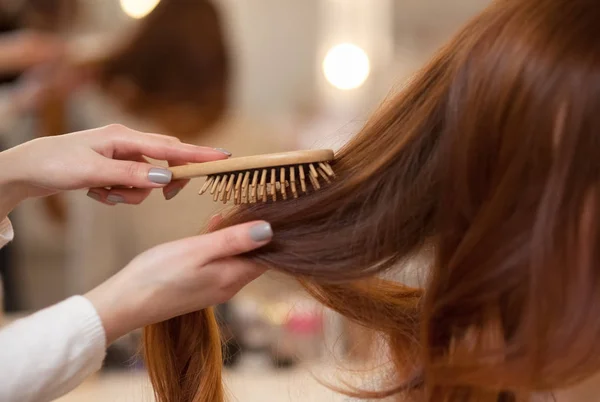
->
[87,191,102,202]
[165,187,181,200]
[107,194,125,204]
[249,222,273,242]
[214,148,232,156]
[148,167,172,184]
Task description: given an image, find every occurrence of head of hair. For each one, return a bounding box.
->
[97,0,230,138]
[143,0,600,400]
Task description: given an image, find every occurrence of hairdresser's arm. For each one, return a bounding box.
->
[0,219,270,402]
[0,126,242,402]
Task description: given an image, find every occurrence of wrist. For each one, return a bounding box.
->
[85,276,143,345]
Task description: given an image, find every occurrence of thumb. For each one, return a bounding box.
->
[98,159,173,188]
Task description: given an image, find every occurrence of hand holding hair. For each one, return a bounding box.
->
[0,124,262,401]
[85,220,273,344]
[0,124,232,218]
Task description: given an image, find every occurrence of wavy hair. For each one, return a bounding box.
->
[144,0,600,400]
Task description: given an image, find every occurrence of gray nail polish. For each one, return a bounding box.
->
[165,187,181,200]
[214,148,232,156]
[148,168,172,184]
[87,191,102,201]
[107,194,125,204]
[249,222,273,242]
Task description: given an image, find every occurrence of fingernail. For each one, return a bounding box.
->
[165,187,181,200]
[148,167,172,184]
[87,191,102,201]
[249,222,273,242]
[107,194,125,204]
[214,147,232,156]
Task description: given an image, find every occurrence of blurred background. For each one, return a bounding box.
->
[0,0,489,400]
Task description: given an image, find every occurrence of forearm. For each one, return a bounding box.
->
[85,275,140,345]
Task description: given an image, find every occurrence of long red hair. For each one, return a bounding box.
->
[144,0,600,400]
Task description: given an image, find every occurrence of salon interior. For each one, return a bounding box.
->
[0,0,489,401]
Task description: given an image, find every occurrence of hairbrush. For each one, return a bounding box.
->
[168,149,335,204]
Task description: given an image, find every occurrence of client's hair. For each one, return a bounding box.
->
[144,0,600,400]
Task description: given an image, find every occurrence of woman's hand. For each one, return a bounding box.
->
[0,124,231,217]
[85,221,273,344]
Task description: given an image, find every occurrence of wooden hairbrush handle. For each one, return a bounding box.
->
[169,149,334,179]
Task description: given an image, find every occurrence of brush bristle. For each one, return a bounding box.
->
[198,162,335,204]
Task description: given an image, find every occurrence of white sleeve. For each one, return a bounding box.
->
[0,296,107,402]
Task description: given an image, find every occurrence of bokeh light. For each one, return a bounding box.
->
[119,0,160,19]
[322,43,370,90]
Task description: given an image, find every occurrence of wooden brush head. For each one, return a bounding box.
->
[169,149,335,204]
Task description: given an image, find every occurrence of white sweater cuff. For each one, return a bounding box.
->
[0,296,107,402]
[68,295,108,357]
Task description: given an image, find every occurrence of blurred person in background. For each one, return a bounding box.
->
[0,0,78,145]
[0,0,77,313]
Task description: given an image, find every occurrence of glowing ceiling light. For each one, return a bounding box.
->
[322,43,370,90]
[120,0,160,19]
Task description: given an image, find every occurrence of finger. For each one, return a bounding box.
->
[104,187,152,205]
[86,188,116,206]
[102,126,232,162]
[207,257,268,303]
[163,159,190,200]
[102,156,149,196]
[163,179,189,200]
[85,152,168,190]
[92,158,173,189]
[87,186,152,205]
[184,221,273,265]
